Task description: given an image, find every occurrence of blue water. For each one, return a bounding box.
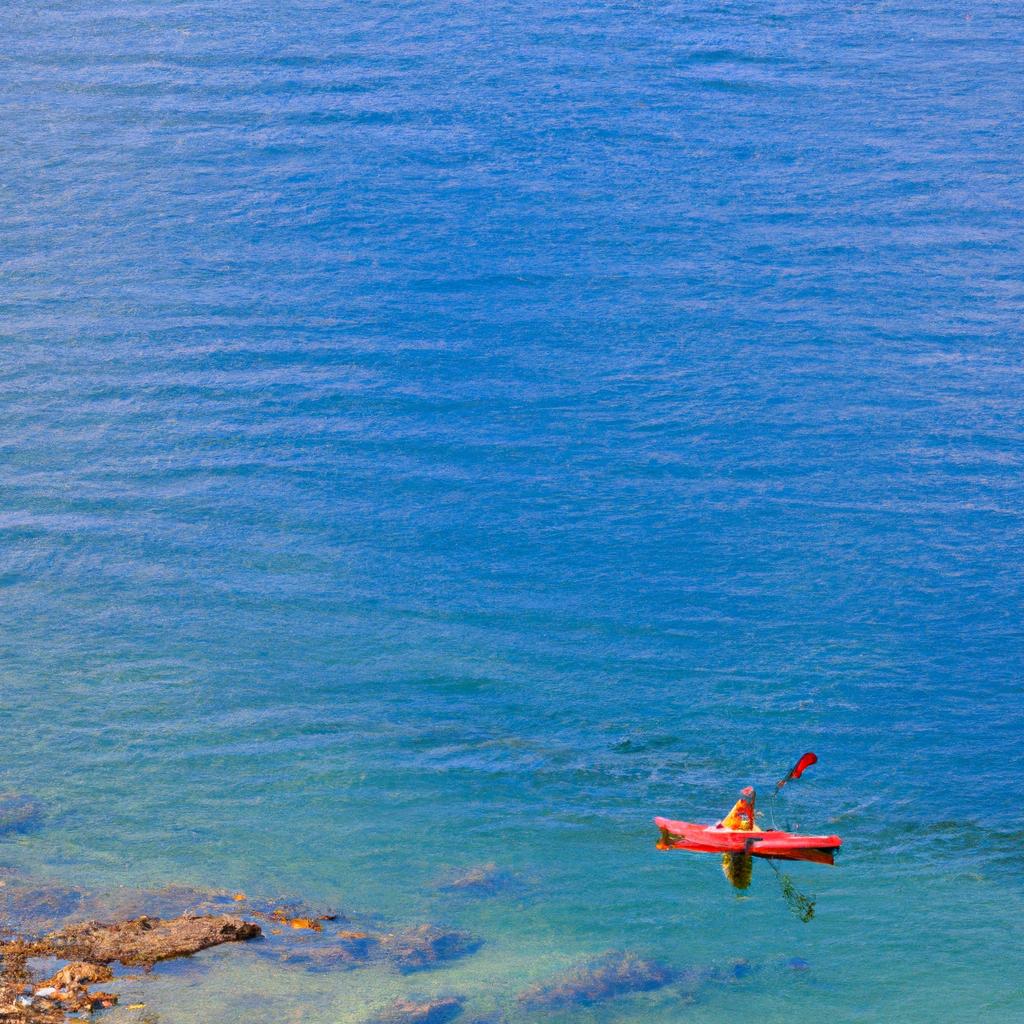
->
[2,1,1023,1021]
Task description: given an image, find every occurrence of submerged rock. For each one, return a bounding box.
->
[675,959,760,993]
[368,996,465,1024]
[380,925,481,973]
[252,896,346,923]
[0,795,44,836]
[0,882,85,936]
[518,952,676,1009]
[248,908,480,977]
[83,884,242,922]
[8,913,261,969]
[437,864,518,897]
[259,929,380,971]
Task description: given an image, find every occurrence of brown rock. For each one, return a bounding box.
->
[39,962,114,990]
[10,913,262,969]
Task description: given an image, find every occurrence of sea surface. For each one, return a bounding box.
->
[2,1,1023,1022]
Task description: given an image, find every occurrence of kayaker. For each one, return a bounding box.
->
[719,786,761,831]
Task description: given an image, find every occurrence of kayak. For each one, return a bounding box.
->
[655,817,842,864]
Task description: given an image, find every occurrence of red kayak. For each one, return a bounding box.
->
[655,817,842,865]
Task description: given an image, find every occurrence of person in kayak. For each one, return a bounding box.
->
[719,786,762,831]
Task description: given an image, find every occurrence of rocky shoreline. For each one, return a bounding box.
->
[0,913,261,1021]
[0,870,485,1023]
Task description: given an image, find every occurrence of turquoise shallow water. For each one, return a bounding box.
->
[2,1,1023,1021]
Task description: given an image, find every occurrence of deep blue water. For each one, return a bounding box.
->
[2,2,1023,1022]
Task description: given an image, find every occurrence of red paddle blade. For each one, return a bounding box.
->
[776,752,818,791]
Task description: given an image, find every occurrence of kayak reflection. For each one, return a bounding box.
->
[721,852,753,890]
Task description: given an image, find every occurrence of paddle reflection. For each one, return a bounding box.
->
[717,853,818,923]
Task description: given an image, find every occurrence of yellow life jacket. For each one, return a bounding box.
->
[721,792,760,831]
